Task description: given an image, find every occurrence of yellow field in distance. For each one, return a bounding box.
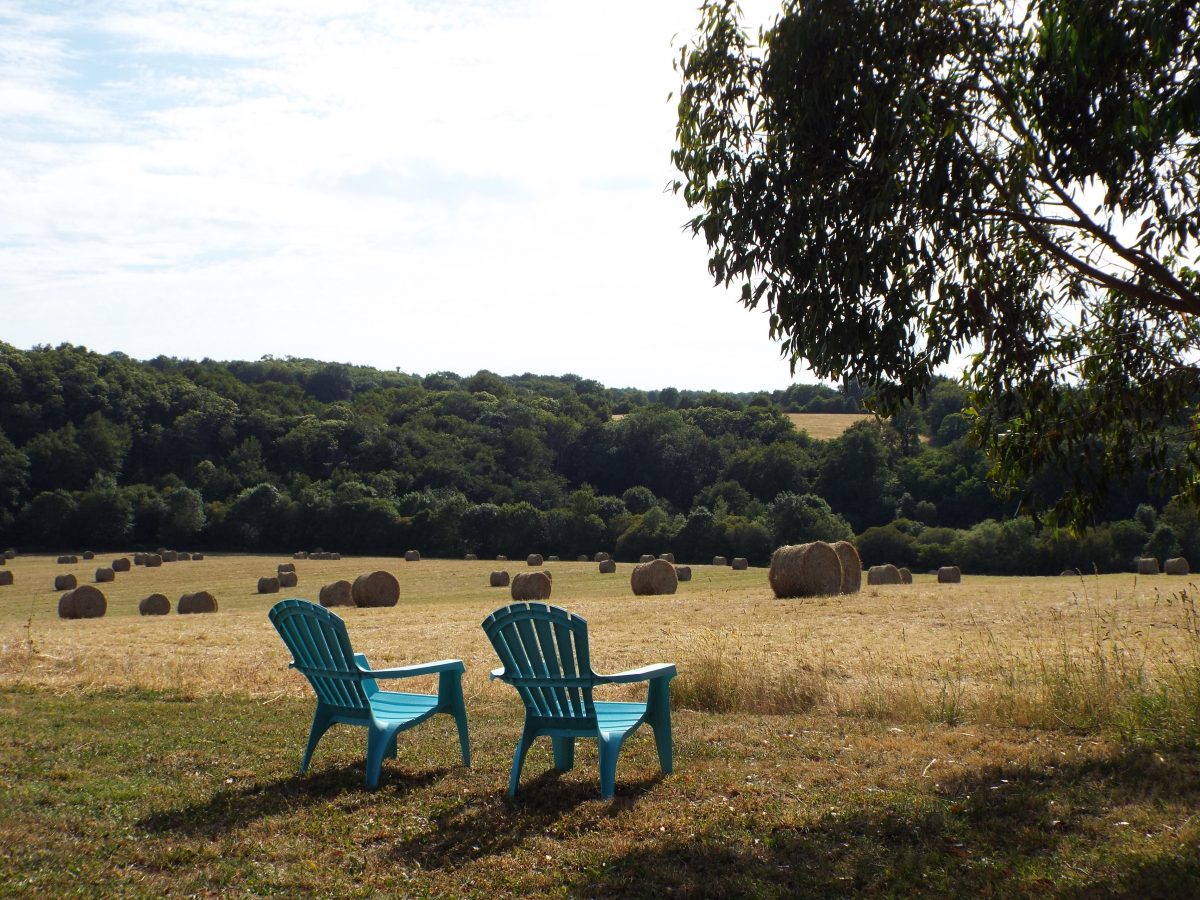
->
[785,412,873,439]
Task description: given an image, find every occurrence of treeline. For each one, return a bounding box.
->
[0,342,1193,572]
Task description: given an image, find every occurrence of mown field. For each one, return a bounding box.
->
[1,553,1198,896]
[784,412,874,440]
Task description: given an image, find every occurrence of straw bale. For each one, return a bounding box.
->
[162,550,178,562]
[82,550,94,560]
[1060,569,1079,576]
[731,558,749,570]
[353,571,400,607]
[659,553,676,564]
[257,576,280,594]
[56,555,76,564]
[0,571,11,586]
[278,571,298,588]
[466,554,479,561]
[178,591,218,614]
[831,541,863,594]
[548,556,559,562]
[58,585,106,619]
[404,550,421,562]
[527,554,544,566]
[294,551,308,560]
[191,553,205,561]
[713,556,727,566]
[768,542,843,598]
[675,566,692,582]
[639,554,655,563]
[277,563,295,574]
[489,570,510,587]
[1137,557,1160,575]
[867,564,903,585]
[112,557,131,572]
[496,555,508,561]
[329,552,341,560]
[1165,557,1189,575]
[95,567,115,583]
[599,559,617,574]
[54,574,77,591]
[511,570,552,601]
[594,552,610,562]
[318,580,354,608]
[177,552,191,561]
[577,555,588,562]
[898,567,913,584]
[937,566,962,583]
[144,554,162,567]
[3,549,14,559]
[630,558,678,596]
[139,593,170,616]
[134,553,146,565]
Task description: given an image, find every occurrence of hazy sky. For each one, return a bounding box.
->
[1,0,806,393]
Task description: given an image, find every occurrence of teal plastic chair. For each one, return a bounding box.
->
[269,599,470,788]
[482,602,676,800]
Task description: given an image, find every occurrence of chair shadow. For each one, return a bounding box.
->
[384,769,664,870]
[137,764,450,838]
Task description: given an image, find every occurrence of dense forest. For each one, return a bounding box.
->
[0,342,1194,573]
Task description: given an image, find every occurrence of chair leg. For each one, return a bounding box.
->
[300,706,336,775]
[647,678,674,775]
[386,733,398,760]
[508,724,538,798]
[552,736,575,771]
[365,726,396,790]
[597,733,623,801]
[440,670,471,767]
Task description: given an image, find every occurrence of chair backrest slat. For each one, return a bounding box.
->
[269,599,369,711]
[482,603,597,724]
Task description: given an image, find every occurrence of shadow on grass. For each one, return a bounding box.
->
[562,746,1200,898]
[386,768,664,869]
[137,763,450,838]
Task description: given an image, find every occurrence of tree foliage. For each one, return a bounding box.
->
[674,0,1200,527]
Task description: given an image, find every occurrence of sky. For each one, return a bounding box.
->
[0,0,811,393]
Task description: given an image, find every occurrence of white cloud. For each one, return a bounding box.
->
[1,0,803,391]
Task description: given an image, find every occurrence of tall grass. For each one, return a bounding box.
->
[675,587,1200,746]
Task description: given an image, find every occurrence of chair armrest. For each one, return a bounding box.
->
[597,663,677,684]
[363,658,465,680]
[490,666,507,681]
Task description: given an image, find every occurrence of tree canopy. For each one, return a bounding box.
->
[673,0,1200,527]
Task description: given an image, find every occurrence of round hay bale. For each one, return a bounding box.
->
[489,570,510,587]
[144,553,162,567]
[768,543,842,598]
[898,567,913,584]
[177,552,191,561]
[111,557,131,572]
[82,550,95,560]
[675,565,692,582]
[631,558,678,596]
[639,554,655,563]
[95,567,115,583]
[54,573,77,591]
[56,555,74,565]
[0,570,12,586]
[713,556,728,567]
[318,580,354,608]
[294,551,308,559]
[58,585,106,619]
[937,566,962,584]
[527,554,544,566]
[547,555,559,562]
[191,552,205,560]
[404,550,421,562]
[867,564,903,585]
[139,593,170,616]
[156,547,168,555]
[257,576,280,594]
[831,541,863,594]
[731,557,749,570]
[466,553,478,561]
[277,563,296,574]
[1165,557,1189,576]
[577,555,588,562]
[353,571,400,608]
[496,555,508,561]
[1060,568,1079,576]
[134,553,146,566]
[178,591,218,614]
[1137,557,1160,575]
[316,552,332,560]
[330,552,342,561]
[511,570,552,601]
[594,552,610,562]
[3,549,14,559]
[659,553,676,564]
[599,559,617,574]
[278,571,298,588]
[162,550,178,562]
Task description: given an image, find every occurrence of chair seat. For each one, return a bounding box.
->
[369,691,439,723]
[595,701,648,734]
